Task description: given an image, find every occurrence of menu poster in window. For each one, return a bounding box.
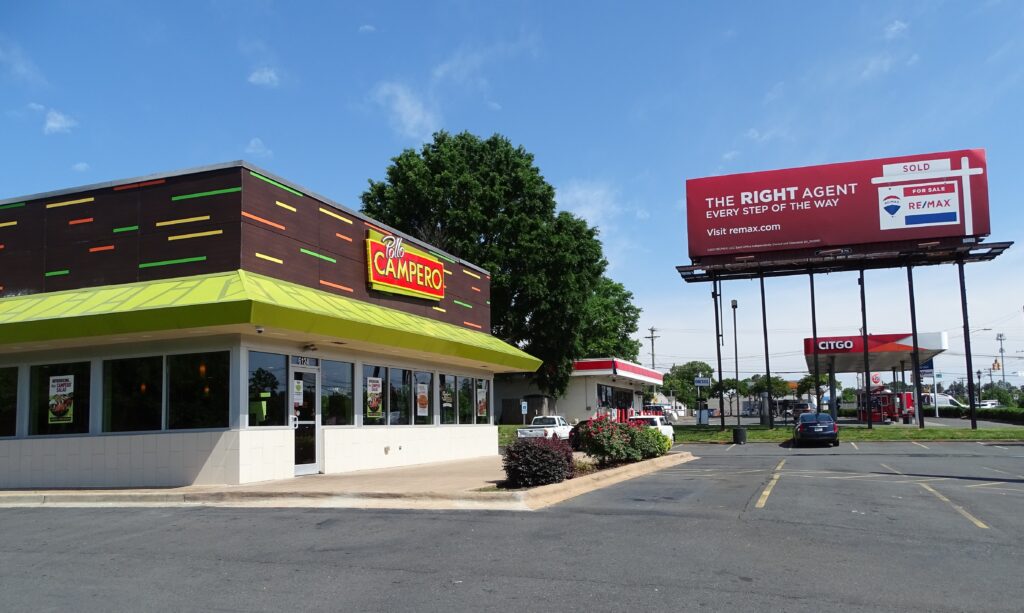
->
[416,383,429,417]
[366,377,384,419]
[476,386,487,417]
[48,375,74,424]
[292,379,304,407]
[441,388,454,411]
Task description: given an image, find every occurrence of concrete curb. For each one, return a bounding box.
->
[0,452,697,511]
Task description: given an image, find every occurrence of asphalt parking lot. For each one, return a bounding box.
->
[1,441,1021,612]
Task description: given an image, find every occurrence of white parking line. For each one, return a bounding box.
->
[966,481,1006,488]
[850,442,859,450]
[911,442,929,449]
[726,444,736,451]
[880,463,904,476]
[994,445,1009,451]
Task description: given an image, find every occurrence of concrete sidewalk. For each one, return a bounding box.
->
[0,452,697,511]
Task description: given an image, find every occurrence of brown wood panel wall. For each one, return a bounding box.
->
[1,164,491,333]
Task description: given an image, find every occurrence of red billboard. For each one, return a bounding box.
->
[686,149,989,260]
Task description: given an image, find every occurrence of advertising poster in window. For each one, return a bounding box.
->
[48,375,74,424]
[476,386,488,417]
[416,383,429,417]
[366,377,384,419]
[441,387,454,412]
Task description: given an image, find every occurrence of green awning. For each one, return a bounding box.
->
[0,270,541,372]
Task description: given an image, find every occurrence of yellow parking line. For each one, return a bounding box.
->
[755,459,786,509]
[911,442,929,449]
[918,483,988,529]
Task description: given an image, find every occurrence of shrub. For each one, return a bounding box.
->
[502,438,572,488]
[633,427,672,458]
[575,415,636,465]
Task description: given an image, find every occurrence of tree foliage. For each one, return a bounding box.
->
[361,131,632,395]
[576,276,642,362]
[661,361,715,410]
[747,374,790,398]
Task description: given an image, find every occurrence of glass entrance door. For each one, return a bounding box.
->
[291,368,321,476]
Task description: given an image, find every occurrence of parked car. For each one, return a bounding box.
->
[790,401,814,419]
[792,412,839,447]
[978,399,999,409]
[629,415,675,443]
[517,415,573,440]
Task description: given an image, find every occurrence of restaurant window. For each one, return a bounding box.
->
[322,360,355,425]
[0,367,16,437]
[439,374,456,424]
[389,368,412,425]
[457,376,474,424]
[363,364,386,426]
[413,371,433,425]
[475,379,490,424]
[103,356,163,432]
[29,361,91,436]
[247,351,287,427]
[167,351,229,429]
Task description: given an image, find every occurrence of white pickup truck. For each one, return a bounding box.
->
[629,415,676,443]
[517,415,573,440]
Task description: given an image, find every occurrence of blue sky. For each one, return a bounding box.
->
[3,1,1023,390]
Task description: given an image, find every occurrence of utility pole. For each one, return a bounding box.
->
[996,333,1006,385]
[645,327,659,370]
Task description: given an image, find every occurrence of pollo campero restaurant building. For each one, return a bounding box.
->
[0,162,540,488]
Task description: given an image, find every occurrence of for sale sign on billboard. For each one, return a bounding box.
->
[686,149,989,259]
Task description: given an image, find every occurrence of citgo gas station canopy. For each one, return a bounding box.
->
[804,333,948,374]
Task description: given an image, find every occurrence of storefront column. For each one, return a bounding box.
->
[229,344,243,430]
[16,364,29,437]
[89,358,103,434]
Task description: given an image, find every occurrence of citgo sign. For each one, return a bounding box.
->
[686,149,990,259]
[366,229,445,301]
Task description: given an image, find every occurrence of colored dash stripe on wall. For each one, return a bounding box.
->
[138,256,207,269]
[429,250,456,264]
[454,300,473,309]
[68,217,94,225]
[363,221,390,234]
[113,179,166,191]
[88,245,115,253]
[45,269,70,277]
[275,200,296,212]
[463,321,482,330]
[242,211,286,231]
[255,252,283,264]
[250,171,304,197]
[170,187,241,201]
[319,207,353,224]
[0,202,26,210]
[113,225,139,233]
[432,306,447,313]
[0,221,17,229]
[300,248,336,263]
[156,215,210,227]
[168,229,223,241]
[444,269,452,275]
[319,279,354,293]
[462,269,481,279]
[46,197,94,209]
[471,286,481,292]
[335,232,353,242]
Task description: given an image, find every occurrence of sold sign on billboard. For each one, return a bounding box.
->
[686,149,989,260]
[366,229,445,301]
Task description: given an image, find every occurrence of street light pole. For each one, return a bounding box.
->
[732,299,739,426]
[996,333,1006,385]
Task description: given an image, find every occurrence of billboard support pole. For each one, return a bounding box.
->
[958,259,978,430]
[810,273,821,413]
[712,279,726,431]
[859,269,872,430]
[907,265,925,429]
[828,357,837,417]
[760,274,774,429]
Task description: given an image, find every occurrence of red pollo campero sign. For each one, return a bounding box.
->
[366,229,445,301]
[686,149,990,260]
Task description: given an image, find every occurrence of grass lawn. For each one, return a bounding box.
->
[498,424,521,447]
[671,424,1024,444]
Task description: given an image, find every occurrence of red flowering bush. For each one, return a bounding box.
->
[575,415,645,465]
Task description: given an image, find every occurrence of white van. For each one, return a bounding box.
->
[921,393,966,409]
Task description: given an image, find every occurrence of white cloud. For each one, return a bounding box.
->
[721,150,740,161]
[245,137,273,158]
[0,39,46,85]
[372,81,439,141]
[248,67,279,87]
[27,101,44,112]
[635,209,650,221]
[557,180,622,230]
[884,20,908,40]
[745,127,788,144]
[487,100,502,111]
[71,162,89,172]
[860,54,893,79]
[431,33,539,89]
[358,24,376,33]
[763,81,784,103]
[43,109,76,134]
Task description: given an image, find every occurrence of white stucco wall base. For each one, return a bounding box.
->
[238,429,294,484]
[0,431,239,489]
[322,426,497,474]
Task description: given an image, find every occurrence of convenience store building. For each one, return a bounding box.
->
[0,162,540,488]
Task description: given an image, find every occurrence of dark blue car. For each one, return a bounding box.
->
[793,412,839,447]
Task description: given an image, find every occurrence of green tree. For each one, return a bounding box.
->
[576,276,642,361]
[662,361,715,411]
[361,131,613,395]
[748,374,789,399]
[796,374,828,403]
